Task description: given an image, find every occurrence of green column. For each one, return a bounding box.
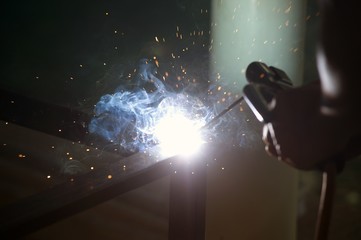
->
[211,0,306,90]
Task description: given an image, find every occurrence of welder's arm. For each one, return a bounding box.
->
[317,0,361,121]
[263,1,361,170]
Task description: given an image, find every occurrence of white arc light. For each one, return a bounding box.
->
[154,112,205,156]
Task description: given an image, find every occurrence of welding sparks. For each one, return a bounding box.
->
[89,52,215,155]
[87,2,237,157]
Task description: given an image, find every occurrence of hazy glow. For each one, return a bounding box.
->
[154,112,205,156]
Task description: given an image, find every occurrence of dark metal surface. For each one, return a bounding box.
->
[0,145,174,238]
[169,159,206,240]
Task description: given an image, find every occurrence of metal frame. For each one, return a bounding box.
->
[0,89,206,239]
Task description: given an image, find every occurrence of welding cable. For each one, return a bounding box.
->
[314,162,337,240]
[314,135,361,240]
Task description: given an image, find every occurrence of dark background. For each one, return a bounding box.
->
[1,0,210,107]
[1,0,361,239]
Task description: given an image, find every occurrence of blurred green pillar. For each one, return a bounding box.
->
[207,1,307,239]
[210,0,306,90]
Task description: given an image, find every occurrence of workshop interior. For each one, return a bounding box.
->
[1,0,361,239]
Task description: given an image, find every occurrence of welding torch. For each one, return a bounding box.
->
[202,62,292,129]
[205,61,344,240]
[243,62,333,240]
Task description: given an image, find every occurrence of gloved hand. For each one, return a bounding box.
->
[262,82,350,170]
